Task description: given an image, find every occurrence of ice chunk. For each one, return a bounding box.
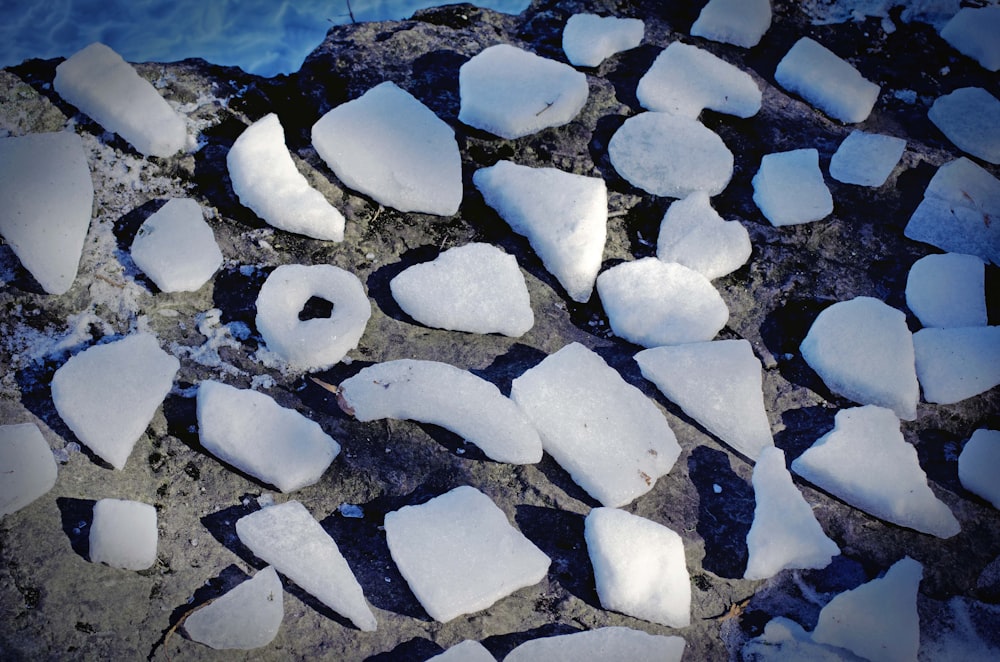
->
[655,191,751,280]
[959,429,1000,509]
[228,113,345,241]
[799,297,919,420]
[389,243,533,337]
[635,339,773,460]
[752,149,833,226]
[905,253,987,328]
[505,627,685,662]
[812,557,923,662]
[427,640,496,662]
[459,44,589,139]
[0,132,93,294]
[585,507,690,627]
[473,161,607,303]
[336,359,543,464]
[913,326,1000,404]
[775,37,880,123]
[312,82,462,215]
[53,43,187,157]
[791,406,961,538]
[235,500,377,631]
[636,42,761,119]
[0,423,58,518]
[940,6,1000,72]
[384,486,550,622]
[51,333,179,469]
[608,112,734,197]
[742,617,865,661]
[597,258,729,348]
[197,381,340,492]
[745,447,840,580]
[928,87,1000,164]
[130,198,222,293]
[510,342,680,507]
[254,264,371,373]
[830,130,906,187]
[562,14,643,68]
[690,0,771,48]
[184,566,283,650]
[89,498,157,570]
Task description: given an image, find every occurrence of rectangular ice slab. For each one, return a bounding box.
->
[0,423,58,518]
[505,627,685,662]
[775,37,880,123]
[691,0,771,48]
[89,498,157,570]
[830,130,906,187]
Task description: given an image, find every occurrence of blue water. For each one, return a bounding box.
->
[1,0,531,77]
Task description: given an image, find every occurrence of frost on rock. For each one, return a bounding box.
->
[597,258,729,348]
[51,333,179,470]
[383,486,550,623]
[389,243,533,337]
[89,498,157,570]
[197,381,341,492]
[799,297,918,420]
[53,42,187,157]
[0,131,93,295]
[130,198,223,293]
[459,44,589,139]
[636,42,761,119]
[184,566,283,650]
[505,627,685,662]
[228,113,346,241]
[473,161,607,303]
[830,130,906,187]
[608,112,734,198]
[913,326,1000,404]
[0,423,58,518]
[510,342,681,507]
[235,500,377,632]
[655,191,751,280]
[791,406,961,538]
[940,6,1000,72]
[905,253,987,328]
[928,87,1000,165]
[774,37,880,123]
[690,0,772,48]
[958,429,1000,509]
[426,640,496,662]
[635,339,773,461]
[337,359,543,465]
[752,148,833,226]
[585,507,691,628]
[312,82,462,215]
[744,447,840,580]
[562,13,643,68]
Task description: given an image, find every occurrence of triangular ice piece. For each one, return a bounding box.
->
[505,627,685,662]
[656,192,751,280]
[913,326,1000,404]
[184,566,283,650]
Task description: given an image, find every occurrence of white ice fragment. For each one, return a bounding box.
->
[510,342,680,507]
[655,191,751,280]
[184,566,283,650]
[636,42,761,119]
[745,447,840,580]
[390,243,533,337]
[53,43,187,157]
[752,148,833,226]
[312,82,462,215]
[913,326,1000,404]
[928,87,1000,165]
[197,381,340,492]
[940,6,1000,72]
[791,406,961,538]
[383,486,550,623]
[905,253,987,328]
[608,112,734,198]
[51,333,179,470]
[337,359,543,464]
[235,500,377,631]
[585,508,690,627]
[635,339,773,460]
[830,130,906,187]
[473,161,607,303]
[775,37,880,123]
[505,627,685,662]
[130,198,222,293]
[0,423,58,518]
[958,429,1000,509]
[691,0,771,48]
[89,498,157,570]
[427,640,496,662]
[228,113,345,241]
[799,297,919,420]
[597,258,729,348]
[254,264,371,373]
[0,132,93,294]
[459,44,589,139]
[742,617,863,661]
[562,14,643,68]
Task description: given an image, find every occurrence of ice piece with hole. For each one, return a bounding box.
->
[753,149,832,226]
[774,37,880,123]
[905,253,987,328]
[130,198,222,292]
[940,6,1000,72]
[562,14,644,68]
[959,429,1000,509]
[830,130,906,187]
[690,0,771,48]
[913,326,1000,404]
[505,627,685,662]
[655,191,751,280]
[184,566,283,650]
[0,423,58,518]
[928,87,1000,165]
[89,498,157,570]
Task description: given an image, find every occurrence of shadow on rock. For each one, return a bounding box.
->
[210,265,270,333]
[472,342,548,396]
[482,623,581,660]
[365,637,444,662]
[366,245,441,325]
[774,405,837,462]
[760,297,842,399]
[515,505,599,609]
[56,497,96,561]
[688,446,754,579]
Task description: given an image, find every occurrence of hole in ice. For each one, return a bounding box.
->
[298,296,334,321]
